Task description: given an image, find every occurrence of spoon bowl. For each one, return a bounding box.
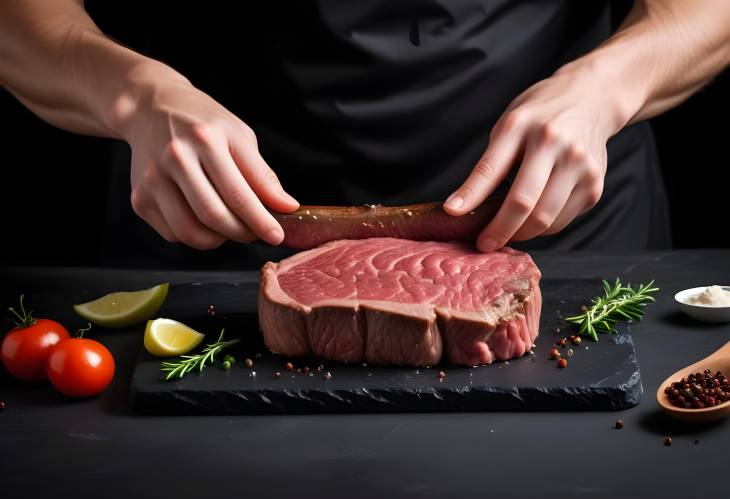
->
[656,341,730,423]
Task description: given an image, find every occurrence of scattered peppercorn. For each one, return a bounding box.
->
[223,354,235,365]
[549,348,560,360]
[274,372,281,379]
[207,305,216,316]
[665,369,729,409]
[0,401,5,411]
[557,339,567,347]
[580,305,588,312]
[222,360,231,370]
[438,371,446,380]
[571,336,582,346]
[244,358,253,369]
[615,419,624,429]
[303,366,310,374]
[557,358,568,369]
[324,371,332,380]
[664,436,672,446]
[285,362,294,371]
[555,327,561,333]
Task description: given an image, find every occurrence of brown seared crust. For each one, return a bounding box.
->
[258,262,311,357]
[270,196,505,250]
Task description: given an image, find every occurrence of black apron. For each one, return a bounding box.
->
[93,1,671,269]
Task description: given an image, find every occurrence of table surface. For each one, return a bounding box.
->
[2,250,729,499]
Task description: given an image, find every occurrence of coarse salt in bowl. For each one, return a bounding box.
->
[675,286,730,323]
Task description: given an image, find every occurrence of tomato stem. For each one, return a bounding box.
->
[7,295,36,328]
[76,322,92,339]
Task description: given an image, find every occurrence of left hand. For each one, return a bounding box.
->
[444,61,626,252]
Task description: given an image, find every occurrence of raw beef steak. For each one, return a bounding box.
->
[259,238,541,367]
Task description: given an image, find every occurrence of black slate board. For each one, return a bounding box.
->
[129,279,642,414]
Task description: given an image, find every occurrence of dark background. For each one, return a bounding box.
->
[1,4,728,267]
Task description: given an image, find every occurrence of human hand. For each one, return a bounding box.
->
[120,70,299,250]
[444,61,628,252]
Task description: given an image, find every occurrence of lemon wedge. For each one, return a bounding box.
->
[73,283,169,328]
[144,318,205,357]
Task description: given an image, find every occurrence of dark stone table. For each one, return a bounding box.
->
[2,250,729,499]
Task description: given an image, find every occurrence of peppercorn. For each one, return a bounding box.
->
[0,401,5,411]
[324,371,332,380]
[557,339,567,347]
[615,419,623,429]
[303,366,310,374]
[274,371,281,379]
[285,362,294,371]
[549,348,560,359]
[664,436,672,446]
[222,360,231,370]
[557,358,568,369]
[571,336,582,346]
[666,369,729,409]
[244,358,253,369]
[580,305,588,312]
[438,371,446,380]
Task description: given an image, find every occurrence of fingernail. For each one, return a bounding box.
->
[265,229,284,245]
[478,237,498,253]
[281,191,299,207]
[445,194,464,211]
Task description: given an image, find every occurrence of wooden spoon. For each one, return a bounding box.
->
[656,340,730,422]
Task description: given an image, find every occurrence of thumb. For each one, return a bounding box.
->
[444,129,520,216]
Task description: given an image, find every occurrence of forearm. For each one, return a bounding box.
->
[0,0,185,139]
[566,0,730,134]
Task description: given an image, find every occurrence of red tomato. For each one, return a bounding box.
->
[47,338,115,397]
[1,319,70,381]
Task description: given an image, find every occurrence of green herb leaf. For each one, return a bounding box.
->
[160,328,240,381]
[565,278,658,341]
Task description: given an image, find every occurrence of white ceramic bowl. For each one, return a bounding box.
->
[675,286,730,323]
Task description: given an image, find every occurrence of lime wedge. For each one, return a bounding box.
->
[73,283,169,328]
[144,318,205,357]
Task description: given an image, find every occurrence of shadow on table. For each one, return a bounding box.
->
[639,409,727,436]
[658,310,730,330]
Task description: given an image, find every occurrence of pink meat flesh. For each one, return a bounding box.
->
[259,238,541,367]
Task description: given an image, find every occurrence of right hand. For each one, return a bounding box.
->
[121,73,299,250]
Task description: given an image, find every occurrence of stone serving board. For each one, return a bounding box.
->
[129,279,642,414]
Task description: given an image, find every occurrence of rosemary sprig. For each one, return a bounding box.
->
[160,328,240,381]
[565,278,659,341]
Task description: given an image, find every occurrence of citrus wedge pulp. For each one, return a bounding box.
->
[73,283,169,328]
[143,318,205,357]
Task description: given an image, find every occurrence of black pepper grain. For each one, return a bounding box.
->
[557,358,568,369]
[664,436,672,446]
[615,419,623,429]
